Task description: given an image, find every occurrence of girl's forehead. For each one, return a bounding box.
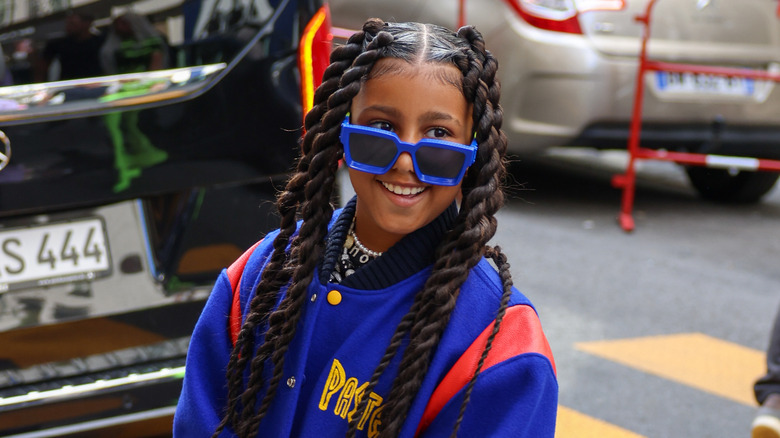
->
[352,59,472,128]
[367,58,463,90]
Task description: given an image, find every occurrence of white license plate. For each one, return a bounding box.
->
[656,72,755,96]
[0,217,111,292]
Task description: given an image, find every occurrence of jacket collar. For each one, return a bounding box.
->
[319,196,458,289]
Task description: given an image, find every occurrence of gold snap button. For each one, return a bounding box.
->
[327,290,342,306]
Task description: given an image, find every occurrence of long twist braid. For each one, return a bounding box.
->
[214,43,353,438]
[216,132,320,436]
[300,31,403,436]
[218,46,357,433]
[373,26,508,437]
[450,246,513,437]
[213,82,313,438]
[445,27,510,438]
[459,26,505,210]
[242,141,342,436]
[236,59,369,438]
[217,19,394,438]
[243,28,394,433]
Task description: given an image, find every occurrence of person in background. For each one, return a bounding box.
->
[38,11,104,82]
[99,12,168,75]
[753,304,780,438]
[174,18,558,438]
[99,12,169,192]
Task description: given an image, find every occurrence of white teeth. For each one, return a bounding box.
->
[382,182,426,196]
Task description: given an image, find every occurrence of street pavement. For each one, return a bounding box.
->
[494,149,780,437]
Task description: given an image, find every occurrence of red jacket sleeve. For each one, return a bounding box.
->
[417,304,558,437]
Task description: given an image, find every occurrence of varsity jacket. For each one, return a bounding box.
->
[174,200,558,437]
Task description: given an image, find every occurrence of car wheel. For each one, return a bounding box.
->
[685,166,779,203]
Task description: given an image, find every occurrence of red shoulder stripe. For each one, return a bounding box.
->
[416,305,555,436]
[227,240,262,346]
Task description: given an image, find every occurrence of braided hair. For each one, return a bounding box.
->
[215,19,513,438]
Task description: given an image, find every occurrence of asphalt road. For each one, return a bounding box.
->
[494,149,780,438]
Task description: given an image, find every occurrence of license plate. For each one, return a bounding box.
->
[656,71,754,96]
[0,217,111,292]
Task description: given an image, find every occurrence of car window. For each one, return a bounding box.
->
[0,0,273,120]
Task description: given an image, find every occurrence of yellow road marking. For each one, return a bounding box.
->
[556,406,646,438]
[576,332,765,406]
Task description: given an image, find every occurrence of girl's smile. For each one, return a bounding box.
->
[381,181,426,196]
[348,58,473,253]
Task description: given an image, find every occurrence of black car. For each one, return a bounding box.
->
[0,0,332,435]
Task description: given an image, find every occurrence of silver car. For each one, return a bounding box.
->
[330,0,780,202]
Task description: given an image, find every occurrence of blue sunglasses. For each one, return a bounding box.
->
[339,116,477,186]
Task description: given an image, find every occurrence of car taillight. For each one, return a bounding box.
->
[299,4,333,120]
[504,0,625,34]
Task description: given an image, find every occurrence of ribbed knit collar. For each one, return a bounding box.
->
[319,196,458,290]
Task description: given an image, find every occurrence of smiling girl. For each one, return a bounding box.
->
[174,19,557,438]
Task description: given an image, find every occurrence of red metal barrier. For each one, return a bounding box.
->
[611,0,780,232]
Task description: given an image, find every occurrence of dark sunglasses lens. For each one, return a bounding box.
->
[349,132,397,167]
[416,146,466,179]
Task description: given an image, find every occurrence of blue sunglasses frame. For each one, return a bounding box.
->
[339,116,478,186]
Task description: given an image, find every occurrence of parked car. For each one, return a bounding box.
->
[0,0,331,436]
[330,0,780,202]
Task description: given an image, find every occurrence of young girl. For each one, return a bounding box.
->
[174,19,557,438]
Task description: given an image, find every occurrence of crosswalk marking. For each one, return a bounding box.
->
[575,332,766,406]
[556,406,647,438]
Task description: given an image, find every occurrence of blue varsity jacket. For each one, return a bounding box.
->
[174,201,558,437]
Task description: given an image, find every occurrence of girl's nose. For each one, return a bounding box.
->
[392,151,415,174]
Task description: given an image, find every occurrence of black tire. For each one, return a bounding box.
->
[685,166,779,203]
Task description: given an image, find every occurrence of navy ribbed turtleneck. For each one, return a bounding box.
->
[318,196,458,289]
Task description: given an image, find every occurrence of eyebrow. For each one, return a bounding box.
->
[362,105,402,118]
[362,105,462,126]
[418,111,461,126]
